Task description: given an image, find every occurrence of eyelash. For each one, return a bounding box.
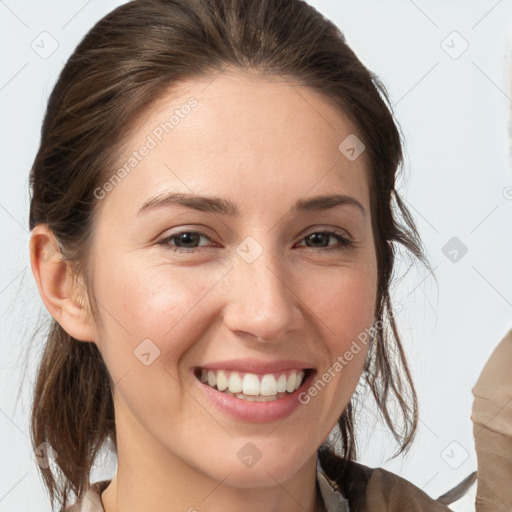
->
[157,229,354,254]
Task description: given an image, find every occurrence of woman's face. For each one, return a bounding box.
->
[88,69,377,487]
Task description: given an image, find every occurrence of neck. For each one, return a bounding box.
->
[101,406,323,512]
[102,457,322,512]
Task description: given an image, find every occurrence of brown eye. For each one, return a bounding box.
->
[158,230,214,252]
[298,230,353,252]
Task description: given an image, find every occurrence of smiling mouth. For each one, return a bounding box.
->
[193,367,314,402]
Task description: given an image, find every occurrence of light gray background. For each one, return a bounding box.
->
[1,1,511,510]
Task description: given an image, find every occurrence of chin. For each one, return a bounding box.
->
[203,448,311,488]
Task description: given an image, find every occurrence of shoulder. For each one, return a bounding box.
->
[318,449,455,511]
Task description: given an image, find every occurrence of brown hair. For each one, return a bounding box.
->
[27,0,429,509]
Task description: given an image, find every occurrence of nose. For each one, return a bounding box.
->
[221,242,303,344]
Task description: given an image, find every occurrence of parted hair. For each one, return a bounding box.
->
[27,0,428,509]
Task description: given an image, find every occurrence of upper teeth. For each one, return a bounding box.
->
[200,369,306,396]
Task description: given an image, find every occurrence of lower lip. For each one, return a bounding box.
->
[193,369,316,423]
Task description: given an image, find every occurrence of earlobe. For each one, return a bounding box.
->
[29,224,97,342]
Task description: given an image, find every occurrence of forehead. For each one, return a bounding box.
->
[98,68,370,218]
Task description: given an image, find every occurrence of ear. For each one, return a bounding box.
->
[29,224,97,342]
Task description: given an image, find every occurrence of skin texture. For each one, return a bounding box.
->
[30,69,378,512]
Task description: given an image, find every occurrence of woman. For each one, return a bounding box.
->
[27,0,477,510]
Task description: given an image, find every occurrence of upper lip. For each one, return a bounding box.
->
[197,358,315,374]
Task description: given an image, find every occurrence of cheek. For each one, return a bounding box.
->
[303,262,377,342]
[91,257,222,378]
[90,261,221,428]
[298,261,377,408]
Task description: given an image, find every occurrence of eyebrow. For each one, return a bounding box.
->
[137,192,366,217]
